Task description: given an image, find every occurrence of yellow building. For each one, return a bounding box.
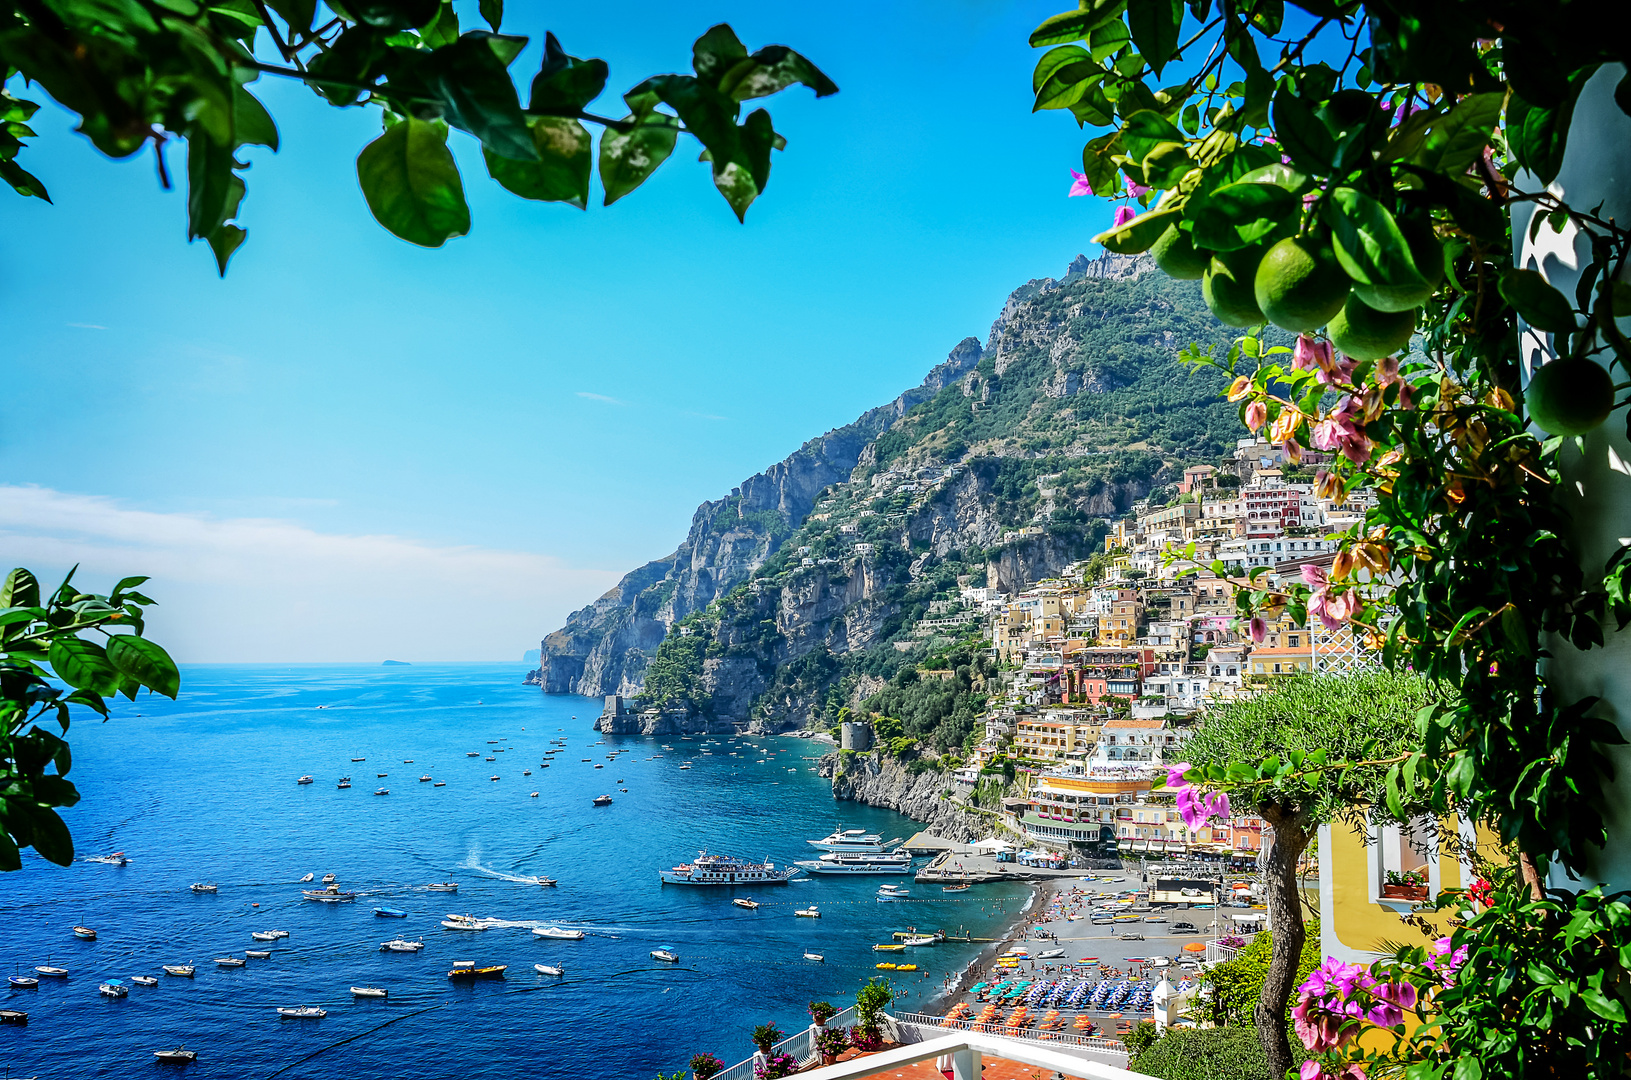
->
[1013,718,1097,761]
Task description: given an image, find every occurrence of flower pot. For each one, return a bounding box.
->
[1381,884,1428,901]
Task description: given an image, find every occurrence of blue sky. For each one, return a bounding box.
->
[2,1,1123,661]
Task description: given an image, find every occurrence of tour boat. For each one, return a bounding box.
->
[99,979,128,997]
[8,976,37,988]
[732,898,760,910]
[214,957,245,967]
[536,877,558,887]
[807,828,888,852]
[534,963,564,976]
[447,961,506,980]
[84,851,128,865]
[381,938,425,952]
[795,906,821,918]
[190,882,218,893]
[592,794,613,806]
[350,986,388,998]
[650,948,679,963]
[804,952,824,962]
[426,882,458,892]
[532,926,584,940]
[72,926,96,940]
[130,975,159,986]
[245,950,270,959]
[161,965,195,978]
[296,776,314,785]
[276,1005,326,1018]
[442,914,484,931]
[34,964,67,978]
[795,850,913,875]
[153,1048,197,1062]
[659,852,799,886]
[374,907,408,918]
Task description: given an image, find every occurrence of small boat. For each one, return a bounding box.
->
[337,780,351,788]
[271,930,291,939]
[130,975,159,986]
[84,851,129,865]
[426,882,458,892]
[303,888,357,902]
[872,943,906,952]
[485,757,496,762]
[352,757,366,762]
[594,764,604,769]
[34,965,67,978]
[0,1009,27,1024]
[8,976,38,989]
[350,986,388,998]
[374,907,408,918]
[467,752,479,757]
[1036,948,1065,959]
[530,791,539,797]
[297,776,314,785]
[901,934,937,946]
[650,948,679,963]
[153,1048,196,1062]
[434,781,446,787]
[488,776,499,782]
[447,961,506,980]
[377,773,388,778]
[678,764,692,770]
[592,795,613,806]
[73,926,97,940]
[732,898,760,910]
[251,931,280,941]
[99,979,129,997]
[245,950,271,959]
[276,1005,327,1018]
[532,926,584,940]
[214,957,245,967]
[523,770,532,776]
[442,914,484,931]
[534,963,564,976]
[380,938,425,952]
[300,873,314,883]
[190,882,218,893]
[404,760,413,763]
[374,788,389,795]
[804,952,824,962]
[943,884,971,893]
[162,965,195,978]
[420,775,433,782]
[795,907,820,918]
[536,877,558,887]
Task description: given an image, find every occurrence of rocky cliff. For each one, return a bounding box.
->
[819,751,988,842]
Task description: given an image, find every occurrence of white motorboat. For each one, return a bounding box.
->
[796,850,914,875]
[877,883,911,898]
[299,873,314,883]
[350,986,388,998]
[272,930,291,939]
[900,934,937,946]
[251,931,280,941]
[659,851,799,886]
[153,1048,197,1063]
[1036,948,1066,959]
[732,898,760,910]
[99,979,128,997]
[276,1005,326,1018]
[442,914,484,931]
[650,948,679,963]
[161,965,195,978]
[322,874,336,884]
[34,965,67,978]
[374,787,389,795]
[795,906,821,918]
[380,938,425,952]
[84,851,129,865]
[804,952,824,962]
[426,882,458,892]
[190,882,218,893]
[420,775,433,782]
[533,963,564,976]
[130,975,158,986]
[245,950,271,959]
[214,957,246,967]
[536,876,558,887]
[807,827,888,852]
[296,776,314,785]
[532,926,584,940]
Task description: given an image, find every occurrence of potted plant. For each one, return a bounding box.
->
[749,1023,784,1054]
[815,1025,850,1065]
[808,1000,840,1027]
[1381,869,1429,901]
[689,1054,724,1080]
[753,1052,798,1079]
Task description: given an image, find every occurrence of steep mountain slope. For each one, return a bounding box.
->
[529,252,1243,728]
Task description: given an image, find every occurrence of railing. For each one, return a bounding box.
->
[712,1006,856,1080]
[795,1030,1140,1080]
[891,1011,1129,1063]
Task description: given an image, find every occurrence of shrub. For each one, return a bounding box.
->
[750,1023,783,1052]
[1129,1027,1270,1080]
[753,1052,798,1079]
[848,1025,885,1052]
[689,1053,724,1080]
[1122,1020,1160,1056]
[815,1026,850,1059]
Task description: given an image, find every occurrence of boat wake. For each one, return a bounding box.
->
[457,845,542,885]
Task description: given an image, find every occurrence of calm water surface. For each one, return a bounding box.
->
[0,664,1028,1079]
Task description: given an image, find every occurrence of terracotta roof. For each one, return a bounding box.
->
[1103,718,1163,729]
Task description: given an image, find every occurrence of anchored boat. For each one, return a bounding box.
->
[447,961,506,980]
[659,852,800,886]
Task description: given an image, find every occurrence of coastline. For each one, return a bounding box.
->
[927,878,1059,1010]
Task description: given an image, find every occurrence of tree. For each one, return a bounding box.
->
[1,2,836,271]
[1200,923,1321,1031]
[0,567,178,869]
[1174,672,1436,1075]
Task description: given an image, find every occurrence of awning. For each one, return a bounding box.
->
[1118,839,1134,850]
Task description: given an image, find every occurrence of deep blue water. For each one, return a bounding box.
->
[0,664,1029,1079]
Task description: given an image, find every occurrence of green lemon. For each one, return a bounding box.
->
[1254,235,1352,333]
[1525,356,1616,436]
[1152,225,1210,280]
[1202,254,1265,327]
[1351,218,1445,313]
[1328,294,1418,360]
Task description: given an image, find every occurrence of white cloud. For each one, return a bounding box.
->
[575,391,628,405]
[0,486,620,663]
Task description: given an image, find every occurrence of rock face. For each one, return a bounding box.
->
[820,751,987,842]
[593,709,735,736]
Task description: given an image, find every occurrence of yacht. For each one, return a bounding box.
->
[794,850,914,875]
[592,795,613,806]
[532,926,584,940]
[441,914,485,931]
[650,948,679,963]
[659,852,800,886]
[296,776,314,785]
[276,1005,327,1018]
[153,1048,197,1063]
[807,828,888,852]
[381,938,426,952]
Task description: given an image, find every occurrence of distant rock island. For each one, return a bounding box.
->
[382,660,411,666]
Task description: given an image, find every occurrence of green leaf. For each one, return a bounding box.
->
[0,157,50,201]
[1120,109,1183,162]
[425,32,536,162]
[27,806,73,866]
[1034,45,1092,93]
[1127,0,1182,78]
[185,129,236,241]
[1451,1055,1482,1080]
[1581,987,1627,1023]
[1500,268,1577,334]
[265,0,316,32]
[356,117,470,247]
[710,107,776,221]
[1029,0,1129,47]
[527,32,608,112]
[105,635,181,699]
[1509,71,1597,187]
[720,45,839,102]
[1270,85,1334,172]
[232,85,279,151]
[349,0,440,30]
[418,1,459,48]
[1384,762,1404,820]
[47,638,121,696]
[478,0,501,31]
[206,223,248,277]
[2,568,40,609]
[1032,48,1100,112]
[598,94,679,206]
[484,116,590,208]
[1412,92,1500,175]
[1093,205,1180,253]
[1325,188,1426,289]
[691,23,749,89]
[1079,131,1123,196]
[1188,181,1296,251]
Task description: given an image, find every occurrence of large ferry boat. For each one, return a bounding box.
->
[806,828,892,852]
[794,850,914,875]
[658,852,800,886]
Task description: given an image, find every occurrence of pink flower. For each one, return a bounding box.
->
[1313,469,1342,501]
[1068,170,1093,197]
[1126,181,1150,198]
[1166,762,1193,789]
[1311,416,1359,453]
[1391,99,1422,126]
[1291,995,1350,1053]
[1301,563,1329,587]
[1282,439,1303,465]
[1300,958,1366,999]
[1112,205,1137,228]
[1374,356,1400,385]
[1293,336,1328,371]
[1248,616,1267,643]
[1300,1062,1322,1080]
[1245,400,1268,432]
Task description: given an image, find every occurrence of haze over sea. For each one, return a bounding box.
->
[0,664,1029,1079]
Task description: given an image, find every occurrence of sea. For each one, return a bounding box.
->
[0,664,1032,1079]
